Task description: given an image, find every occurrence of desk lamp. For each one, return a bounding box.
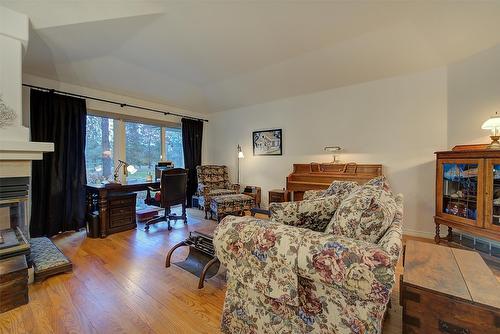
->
[113,160,137,183]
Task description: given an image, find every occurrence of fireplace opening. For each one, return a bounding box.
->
[0,177,30,238]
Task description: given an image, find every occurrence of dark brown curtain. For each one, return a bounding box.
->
[30,89,87,237]
[181,118,203,207]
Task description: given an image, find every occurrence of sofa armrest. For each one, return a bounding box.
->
[377,194,404,265]
[197,183,214,197]
[297,229,395,304]
[226,182,240,192]
[214,215,397,305]
[214,215,301,306]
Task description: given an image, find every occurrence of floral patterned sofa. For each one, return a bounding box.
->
[213,177,403,334]
[196,165,240,218]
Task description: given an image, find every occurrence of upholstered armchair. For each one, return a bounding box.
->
[213,177,403,334]
[196,165,240,218]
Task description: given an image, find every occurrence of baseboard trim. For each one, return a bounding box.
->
[403,229,434,239]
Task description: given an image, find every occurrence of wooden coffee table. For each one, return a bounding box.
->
[401,240,500,333]
[165,224,219,289]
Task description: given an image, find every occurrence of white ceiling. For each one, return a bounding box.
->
[2,1,500,114]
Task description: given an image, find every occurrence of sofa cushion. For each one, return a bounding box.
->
[325,176,397,243]
[302,189,326,200]
[209,188,237,196]
[302,181,359,201]
[270,196,341,232]
[324,180,360,199]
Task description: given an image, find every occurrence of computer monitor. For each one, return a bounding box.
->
[155,161,174,180]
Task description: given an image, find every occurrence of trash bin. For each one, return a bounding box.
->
[86,211,100,238]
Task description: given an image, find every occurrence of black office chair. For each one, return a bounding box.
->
[145,168,188,231]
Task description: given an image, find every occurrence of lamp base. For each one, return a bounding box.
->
[487,136,500,150]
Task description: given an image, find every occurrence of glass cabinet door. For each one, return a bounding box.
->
[438,159,483,226]
[485,159,500,232]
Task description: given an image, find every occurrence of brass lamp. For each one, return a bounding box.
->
[482,112,500,150]
[324,146,343,163]
[113,159,137,182]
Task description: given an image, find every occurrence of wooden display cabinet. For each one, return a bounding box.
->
[435,145,500,242]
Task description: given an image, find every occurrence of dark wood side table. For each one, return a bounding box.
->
[268,189,289,204]
[401,240,500,333]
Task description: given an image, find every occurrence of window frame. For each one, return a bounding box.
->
[86,110,183,183]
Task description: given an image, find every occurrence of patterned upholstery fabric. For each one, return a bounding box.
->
[326,176,398,243]
[199,189,236,208]
[210,194,254,220]
[269,196,341,232]
[213,181,403,334]
[30,237,72,274]
[196,165,240,214]
[325,180,360,198]
[302,189,326,200]
[303,180,359,201]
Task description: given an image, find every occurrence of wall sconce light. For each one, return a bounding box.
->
[482,112,500,150]
[324,146,343,163]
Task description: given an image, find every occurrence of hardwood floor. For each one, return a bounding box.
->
[0,209,492,334]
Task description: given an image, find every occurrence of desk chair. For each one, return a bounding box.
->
[145,168,188,231]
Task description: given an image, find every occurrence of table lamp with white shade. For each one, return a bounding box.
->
[482,112,500,149]
[113,159,137,183]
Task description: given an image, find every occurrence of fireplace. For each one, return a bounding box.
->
[0,177,30,238]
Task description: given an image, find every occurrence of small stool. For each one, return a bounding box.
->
[250,207,271,217]
[210,194,254,222]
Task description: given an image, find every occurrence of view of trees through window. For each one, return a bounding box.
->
[125,122,161,180]
[166,127,184,168]
[85,116,185,186]
[85,115,114,184]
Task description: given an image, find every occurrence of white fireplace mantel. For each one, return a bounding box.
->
[0,141,54,160]
[0,6,54,165]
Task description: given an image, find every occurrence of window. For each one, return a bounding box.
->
[166,127,184,168]
[85,115,114,183]
[85,117,184,186]
[125,121,162,180]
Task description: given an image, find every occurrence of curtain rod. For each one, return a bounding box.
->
[22,83,209,123]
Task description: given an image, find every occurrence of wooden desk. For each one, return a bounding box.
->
[85,181,160,238]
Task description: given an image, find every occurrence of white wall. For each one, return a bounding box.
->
[447,44,500,146]
[208,68,448,237]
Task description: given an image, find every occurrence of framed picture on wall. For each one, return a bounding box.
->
[253,129,282,156]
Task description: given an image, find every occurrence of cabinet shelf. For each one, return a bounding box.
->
[435,152,500,242]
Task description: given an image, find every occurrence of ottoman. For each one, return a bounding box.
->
[210,194,255,222]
